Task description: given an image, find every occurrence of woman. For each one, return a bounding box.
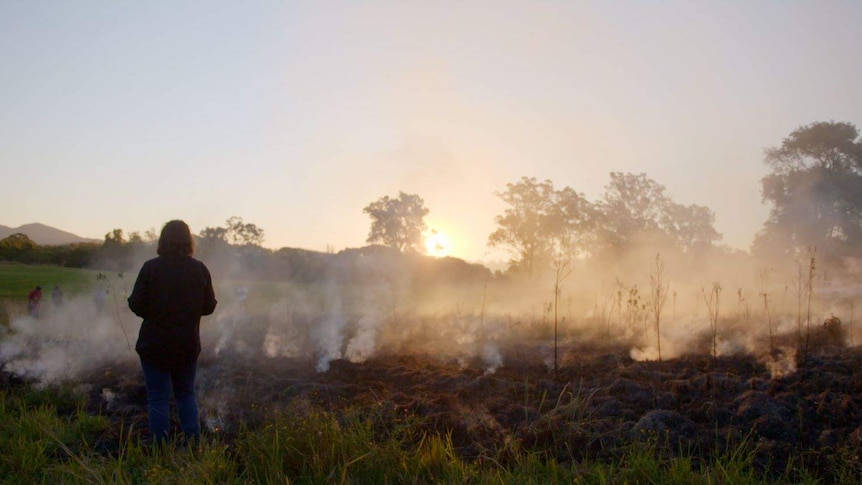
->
[128,220,217,444]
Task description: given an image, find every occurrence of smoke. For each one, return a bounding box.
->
[344,316,379,364]
[481,343,503,374]
[101,388,119,411]
[3,240,862,395]
[214,305,253,356]
[312,295,345,373]
[0,290,136,385]
[761,347,798,379]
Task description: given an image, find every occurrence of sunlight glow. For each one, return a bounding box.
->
[424,230,450,258]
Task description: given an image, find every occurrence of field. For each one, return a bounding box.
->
[0,262,107,298]
[0,263,118,327]
[3,262,862,483]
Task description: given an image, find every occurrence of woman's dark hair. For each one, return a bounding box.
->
[157,220,195,257]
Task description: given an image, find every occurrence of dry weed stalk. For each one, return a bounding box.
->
[803,246,816,361]
[649,253,669,361]
[625,285,644,335]
[758,269,774,355]
[551,238,573,377]
[794,260,804,351]
[762,293,774,355]
[615,278,624,331]
[702,282,722,363]
[596,280,620,338]
[737,288,751,325]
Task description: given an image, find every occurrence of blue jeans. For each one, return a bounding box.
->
[140,359,200,442]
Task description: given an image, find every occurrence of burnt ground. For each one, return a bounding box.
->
[5,324,862,479]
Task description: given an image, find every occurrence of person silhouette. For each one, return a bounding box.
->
[94,286,107,312]
[51,285,63,307]
[28,286,42,316]
[128,220,217,445]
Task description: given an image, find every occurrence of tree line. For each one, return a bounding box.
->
[362,121,862,277]
[0,217,266,271]
[2,121,860,278]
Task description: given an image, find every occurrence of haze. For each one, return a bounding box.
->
[2,1,861,262]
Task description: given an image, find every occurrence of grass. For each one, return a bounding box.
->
[0,384,859,484]
[0,261,307,329]
[0,262,105,299]
[0,262,116,326]
[0,261,272,313]
[0,262,148,330]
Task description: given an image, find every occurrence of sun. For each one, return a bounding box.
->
[424,230,450,257]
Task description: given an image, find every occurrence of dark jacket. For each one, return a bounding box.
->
[128,255,217,371]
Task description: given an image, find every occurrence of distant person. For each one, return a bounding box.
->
[51,285,63,307]
[236,286,249,313]
[128,220,217,445]
[94,286,107,312]
[28,286,42,316]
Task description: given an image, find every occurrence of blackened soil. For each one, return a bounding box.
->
[12,331,862,478]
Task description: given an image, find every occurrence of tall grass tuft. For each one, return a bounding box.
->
[236,402,477,483]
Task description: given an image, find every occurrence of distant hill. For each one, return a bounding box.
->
[0,223,99,246]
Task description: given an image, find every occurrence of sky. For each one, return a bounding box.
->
[2,1,861,263]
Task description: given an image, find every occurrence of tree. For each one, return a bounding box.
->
[596,172,720,258]
[198,226,228,244]
[198,217,265,247]
[195,218,266,272]
[596,172,671,253]
[363,192,429,253]
[661,202,721,254]
[753,121,862,265]
[489,178,556,275]
[0,233,38,263]
[488,177,593,275]
[549,186,596,257]
[225,216,265,246]
[103,228,125,246]
[98,228,131,271]
[144,228,158,242]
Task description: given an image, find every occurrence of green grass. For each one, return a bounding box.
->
[0,262,106,299]
[1,385,859,484]
[0,262,118,326]
[0,262,369,322]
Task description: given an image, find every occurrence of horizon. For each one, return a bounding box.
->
[0,220,512,265]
